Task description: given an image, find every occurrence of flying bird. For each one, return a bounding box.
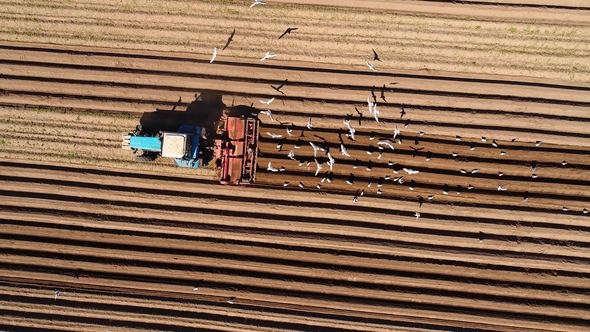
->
[309,141,320,157]
[250,0,266,7]
[366,60,378,72]
[340,144,351,157]
[279,27,298,39]
[327,152,335,171]
[266,132,282,139]
[227,296,236,304]
[393,125,400,140]
[54,290,61,300]
[497,185,507,191]
[271,79,288,95]
[210,47,217,63]
[378,139,395,150]
[260,97,275,105]
[307,118,313,130]
[259,110,274,122]
[222,28,236,50]
[403,168,419,175]
[314,158,323,176]
[260,52,277,61]
[286,127,294,137]
[372,49,381,61]
[367,97,374,114]
[267,161,279,172]
[373,103,379,122]
[414,212,420,220]
[287,150,295,160]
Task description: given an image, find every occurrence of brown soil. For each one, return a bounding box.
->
[1,1,589,331]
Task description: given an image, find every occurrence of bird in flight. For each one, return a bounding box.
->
[222,29,236,50]
[372,49,381,62]
[287,150,295,160]
[271,79,288,95]
[340,144,351,157]
[279,27,298,39]
[414,212,420,221]
[210,47,217,63]
[403,168,419,175]
[260,52,277,61]
[259,110,274,122]
[250,0,266,7]
[227,296,236,304]
[54,290,61,300]
[367,97,374,114]
[286,127,294,137]
[260,97,275,105]
[366,61,378,72]
[314,158,323,176]
[373,103,379,122]
[307,118,313,130]
[267,161,279,172]
[266,132,282,139]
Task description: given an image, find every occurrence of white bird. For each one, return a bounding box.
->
[492,140,498,148]
[259,110,274,122]
[497,185,507,191]
[250,0,266,7]
[562,160,567,166]
[260,51,277,61]
[563,206,568,211]
[210,47,217,63]
[452,152,458,157]
[266,132,282,139]
[500,151,506,156]
[373,103,379,122]
[307,118,313,130]
[584,208,588,214]
[414,212,420,220]
[267,161,279,172]
[420,131,425,136]
[227,297,235,304]
[343,119,356,140]
[367,97,374,114]
[377,189,382,195]
[327,152,335,171]
[299,181,305,188]
[366,60,378,72]
[286,127,294,137]
[340,144,351,157]
[535,140,542,146]
[377,152,382,159]
[532,174,538,178]
[498,171,504,177]
[54,290,61,300]
[393,125,400,140]
[456,136,462,141]
[403,168,419,175]
[428,195,434,200]
[471,168,480,174]
[481,137,487,142]
[283,181,289,187]
[287,150,295,160]
[316,184,321,189]
[378,140,395,150]
[309,141,320,157]
[260,97,275,105]
[460,169,467,174]
[467,184,474,190]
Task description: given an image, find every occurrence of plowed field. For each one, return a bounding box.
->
[1,0,589,331]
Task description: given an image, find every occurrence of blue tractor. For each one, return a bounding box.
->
[122,125,206,168]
